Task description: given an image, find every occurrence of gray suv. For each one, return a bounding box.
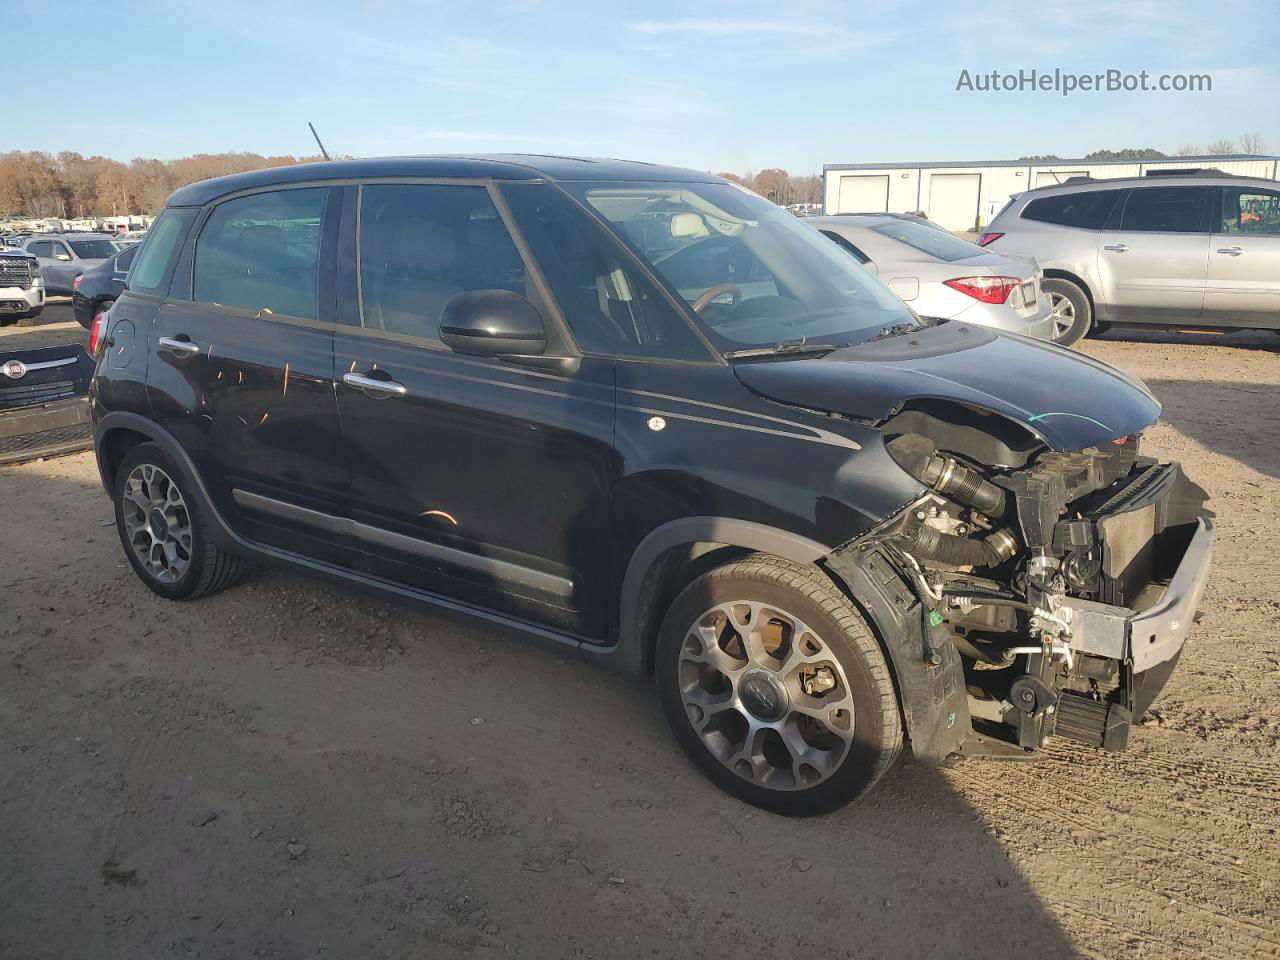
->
[979,174,1280,344]
[22,233,119,296]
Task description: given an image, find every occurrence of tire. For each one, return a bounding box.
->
[113,442,243,601]
[656,555,903,816]
[1043,278,1092,346]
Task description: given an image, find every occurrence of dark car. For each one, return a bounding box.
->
[90,156,1213,815]
[1,340,95,465]
[72,243,138,328]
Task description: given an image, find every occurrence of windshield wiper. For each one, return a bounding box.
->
[723,338,837,360]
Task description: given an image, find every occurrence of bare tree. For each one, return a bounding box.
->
[1205,139,1237,156]
[1237,132,1267,155]
[1174,144,1202,156]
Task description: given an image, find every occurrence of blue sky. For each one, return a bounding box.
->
[29,0,1280,171]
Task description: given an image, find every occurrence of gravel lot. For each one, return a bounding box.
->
[2,303,1278,959]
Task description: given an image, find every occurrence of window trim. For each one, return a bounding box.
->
[1115,184,1215,235]
[820,229,873,264]
[184,183,341,327]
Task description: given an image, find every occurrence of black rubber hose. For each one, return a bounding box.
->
[895,524,1016,568]
[888,436,1006,515]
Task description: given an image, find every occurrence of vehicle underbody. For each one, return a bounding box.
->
[827,401,1212,760]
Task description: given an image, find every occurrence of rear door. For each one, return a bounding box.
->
[1097,185,1212,324]
[1203,184,1280,328]
[145,185,357,567]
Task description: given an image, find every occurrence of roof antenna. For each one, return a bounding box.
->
[308,122,331,161]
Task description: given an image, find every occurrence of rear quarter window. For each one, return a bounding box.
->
[1022,189,1123,229]
[130,209,196,296]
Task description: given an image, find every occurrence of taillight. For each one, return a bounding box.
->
[89,311,107,355]
[72,274,82,292]
[976,232,1004,247]
[943,276,1020,304]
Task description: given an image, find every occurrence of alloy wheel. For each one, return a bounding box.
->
[121,463,193,584]
[1049,292,1076,340]
[677,601,856,791]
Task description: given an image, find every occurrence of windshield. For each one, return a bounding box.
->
[866,219,983,262]
[565,181,919,349]
[69,240,117,259]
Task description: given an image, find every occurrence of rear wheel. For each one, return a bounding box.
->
[1043,278,1092,346]
[656,555,902,815]
[113,443,243,601]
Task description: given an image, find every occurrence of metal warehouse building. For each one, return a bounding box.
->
[822,155,1280,232]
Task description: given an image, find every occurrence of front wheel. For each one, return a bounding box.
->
[656,555,902,816]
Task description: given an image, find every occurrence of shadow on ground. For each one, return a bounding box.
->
[0,457,1083,959]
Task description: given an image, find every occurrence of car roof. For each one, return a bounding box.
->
[166,154,724,207]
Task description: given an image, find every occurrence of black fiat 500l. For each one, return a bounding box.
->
[90,156,1213,815]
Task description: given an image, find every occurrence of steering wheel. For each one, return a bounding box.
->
[692,283,742,314]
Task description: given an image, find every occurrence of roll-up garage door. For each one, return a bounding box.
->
[927,173,980,231]
[837,175,890,213]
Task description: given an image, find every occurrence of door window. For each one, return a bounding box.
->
[27,240,51,257]
[51,241,72,260]
[500,183,712,360]
[356,183,527,341]
[194,188,330,321]
[1220,187,1280,236]
[1119,187,1211,233]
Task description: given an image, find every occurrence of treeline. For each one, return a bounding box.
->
[0,149,826,219]
[719,169,823,206]
[0,151,322,219]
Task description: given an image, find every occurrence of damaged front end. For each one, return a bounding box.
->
[826,407,1213,762]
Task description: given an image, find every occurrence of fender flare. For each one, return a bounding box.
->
[600,517,829,676]
[95,412,241,551]
[824,543,971,762]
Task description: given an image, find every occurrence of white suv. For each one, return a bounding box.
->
[0,249,44,325]
[979,173,1280,344]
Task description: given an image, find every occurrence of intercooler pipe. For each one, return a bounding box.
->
[887,435,1007,516]
[896,524,1019,569]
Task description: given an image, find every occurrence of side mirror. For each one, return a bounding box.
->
[55,251,72,262]
[440,290,546,358]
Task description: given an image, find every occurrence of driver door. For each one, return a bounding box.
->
[332,181,618,637]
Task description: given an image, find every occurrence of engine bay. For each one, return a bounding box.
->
[855,404,1211,754]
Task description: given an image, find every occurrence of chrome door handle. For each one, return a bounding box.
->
[158,336,200,356]
[1216,246,1245,256]
[342,372,407,399]
[1103,243,1129,253]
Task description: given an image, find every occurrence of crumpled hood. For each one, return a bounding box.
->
[732,322,1161,451]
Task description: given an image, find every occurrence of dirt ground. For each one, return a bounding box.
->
[2,304,1277,959]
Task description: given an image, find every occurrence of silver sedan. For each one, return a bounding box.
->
[808,215,1056,341]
